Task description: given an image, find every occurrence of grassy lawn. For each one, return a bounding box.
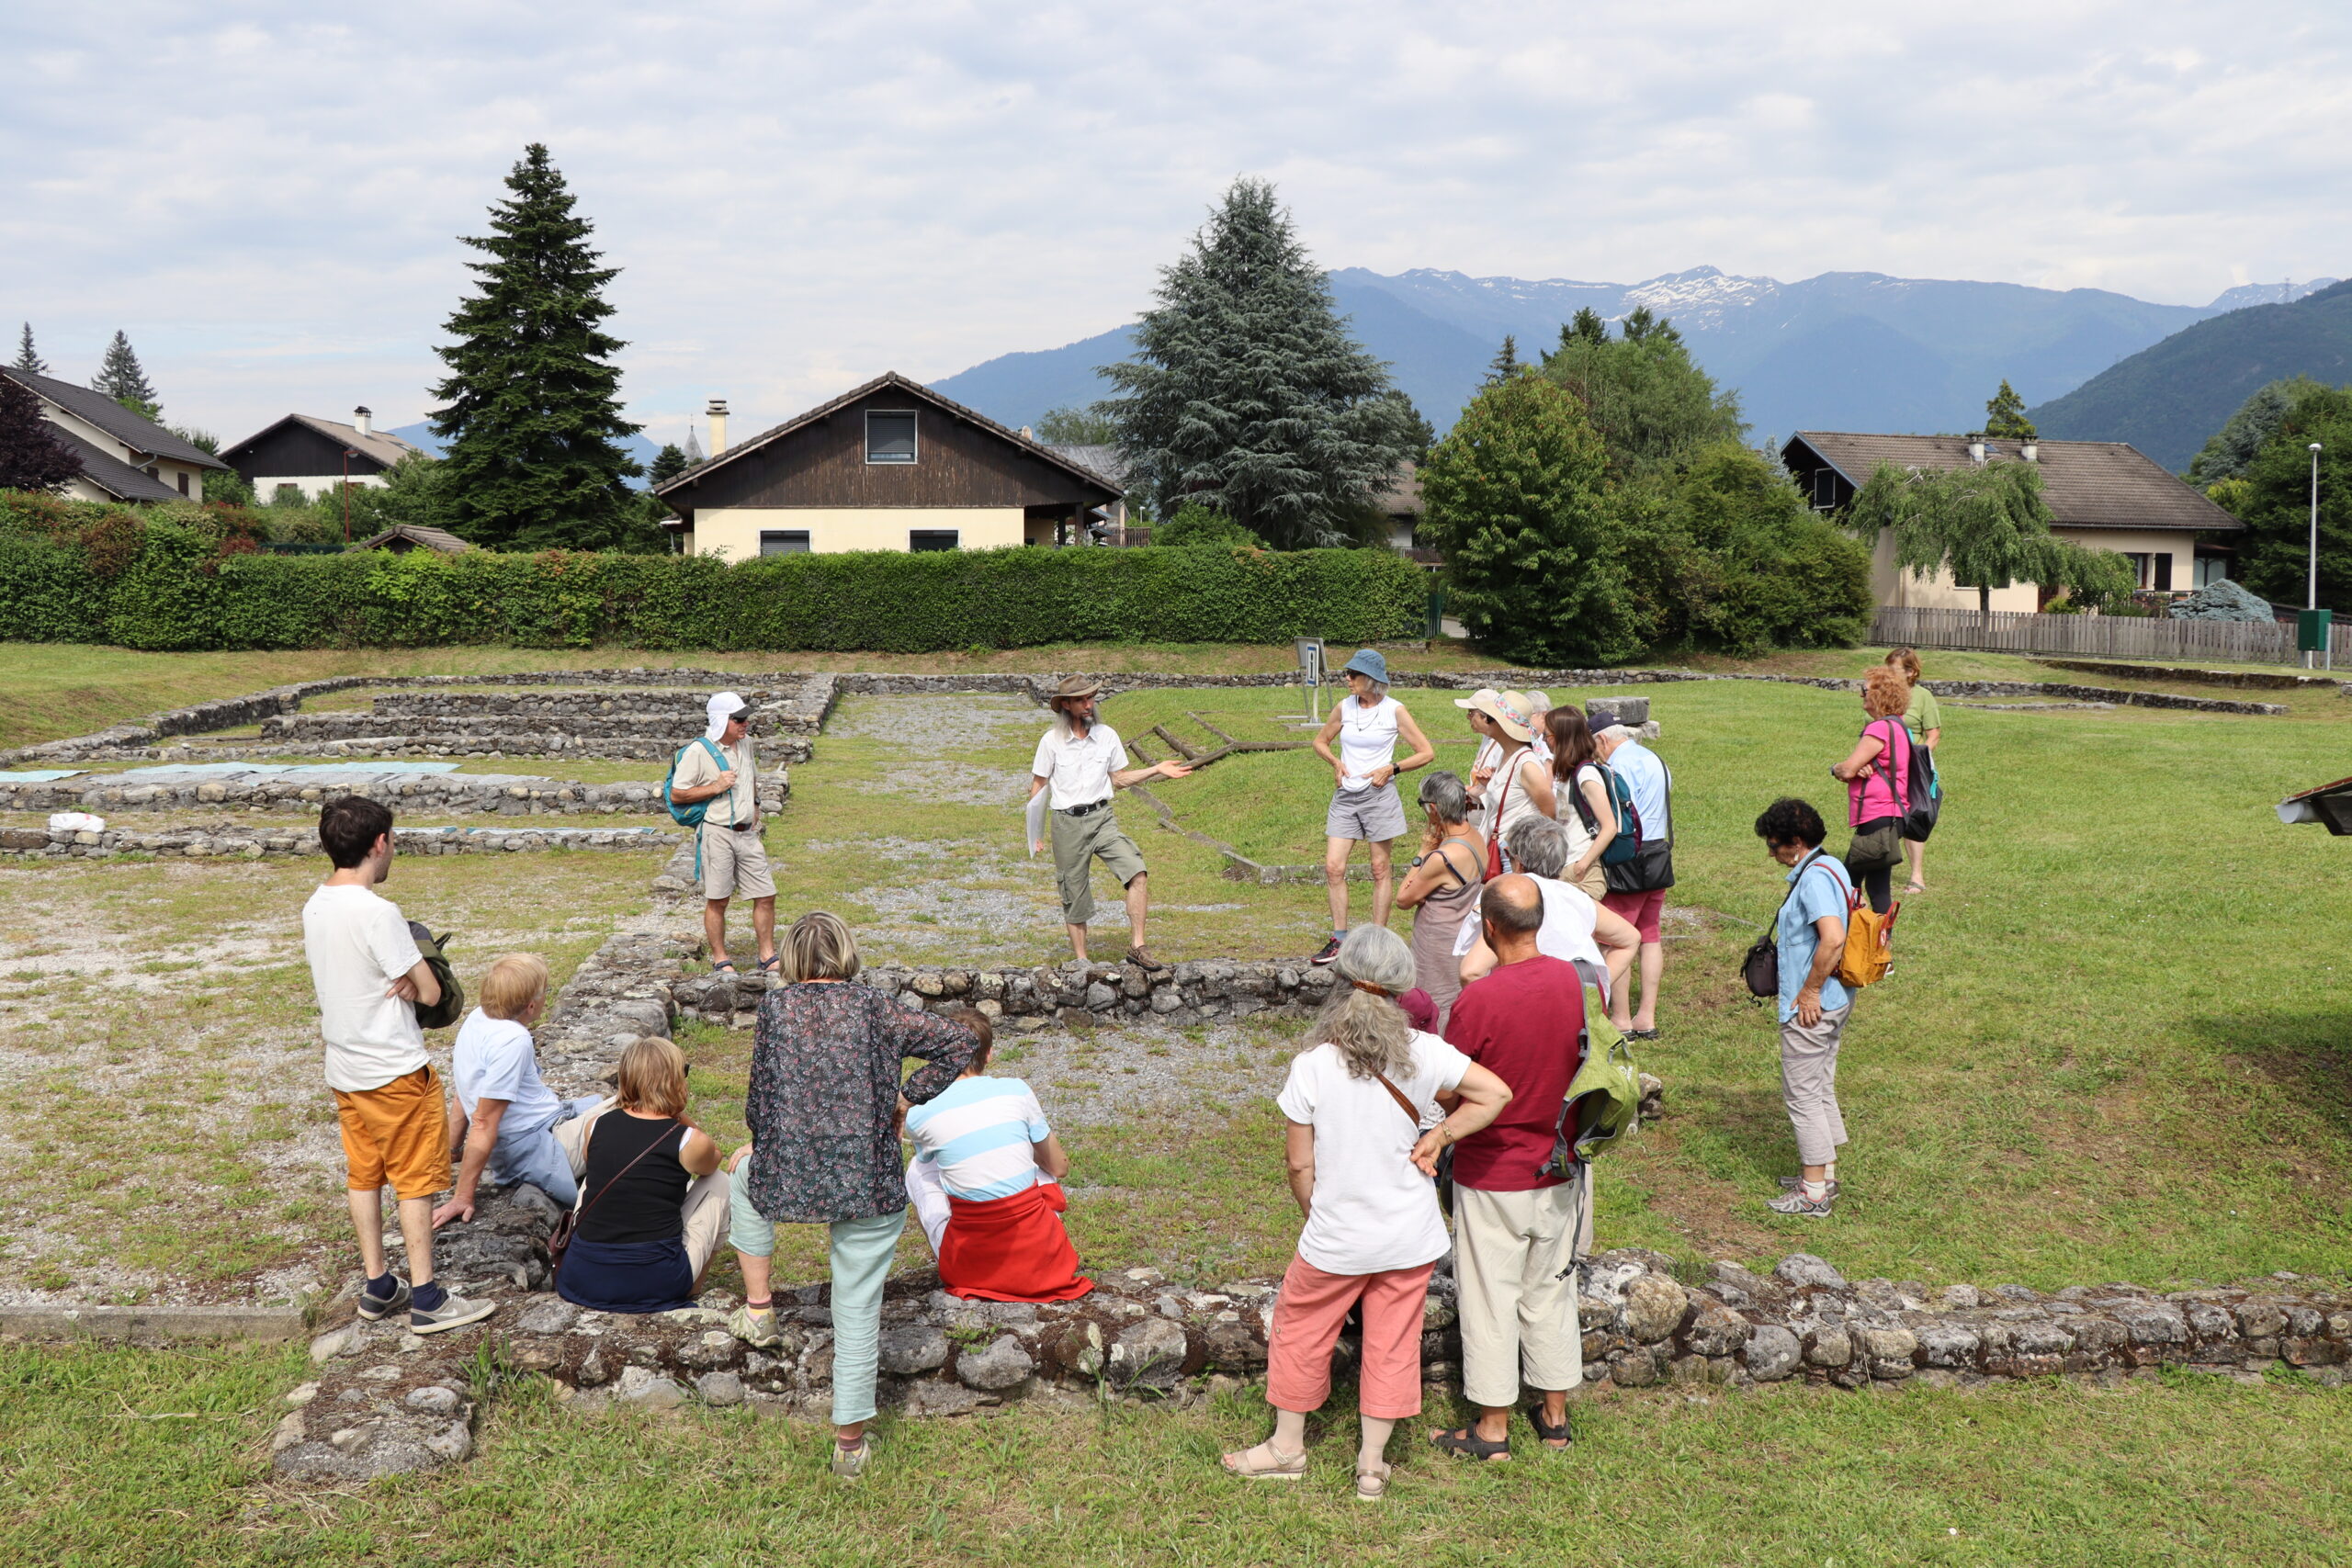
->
[6,1338,2348,1567]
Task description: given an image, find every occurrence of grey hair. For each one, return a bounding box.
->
[1315,926,1418,1082]
[781,909,861,982]
[1417,769,1470,825]
[1505,815,1569,878]
[1353,677,1390,698]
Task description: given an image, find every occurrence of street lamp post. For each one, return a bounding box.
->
[2310,442,2324,670]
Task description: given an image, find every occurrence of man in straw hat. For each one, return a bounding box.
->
[1306,649,1435,965]
[1453,687,1555,872]
[669,691,777,976]
[1028,677,1193,969]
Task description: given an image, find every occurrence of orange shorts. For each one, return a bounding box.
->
[334,1066,451,1201]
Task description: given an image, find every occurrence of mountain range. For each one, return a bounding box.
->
[388,423,665,474]
[933,268,2338,452]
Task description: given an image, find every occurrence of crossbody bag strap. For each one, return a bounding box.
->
[1371,1071,1422,1129]
[572,1118,681,1219]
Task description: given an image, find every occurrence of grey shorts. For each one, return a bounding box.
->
[1050,804,1148,924]
[1326,783,1408,843]
[701,823,775,901]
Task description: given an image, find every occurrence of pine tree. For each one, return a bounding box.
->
[12,323,46,376]
[1100,178,1411,549]
[0,370,83,491]
[1983,378,2036,441]
[1560,308,1609,349]
[1484,334,1521,386]
[429,143,646,550]
[646,443,688,486]
[95,331,159,417]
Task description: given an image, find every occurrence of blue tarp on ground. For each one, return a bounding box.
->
[0,770,86,783]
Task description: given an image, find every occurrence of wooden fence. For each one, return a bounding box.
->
[1869,605,2348,668]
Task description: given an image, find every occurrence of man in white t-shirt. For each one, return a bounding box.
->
[1026,676,1192,969]
[302,796,494,1336]
[670,692,775,976]
[1453,818,1639,999]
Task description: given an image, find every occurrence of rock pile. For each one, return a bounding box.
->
[0,822,681,863]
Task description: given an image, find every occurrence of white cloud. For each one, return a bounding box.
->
[2,0,2346,442]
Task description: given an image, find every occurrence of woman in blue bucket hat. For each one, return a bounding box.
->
[1307,649,1435,965]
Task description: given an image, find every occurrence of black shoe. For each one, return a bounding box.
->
[1311,935,1343,966]
[355,1276,412,1322]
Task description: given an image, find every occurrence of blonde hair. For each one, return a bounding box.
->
[781,910,861,982]
[616,1035,690,1117]
[1885,647,1923,685]
[1315,927,1418,1082]
[480,953,549,1021]
[1861,666,1910,719]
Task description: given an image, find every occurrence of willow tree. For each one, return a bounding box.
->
[1847,458,2135,612]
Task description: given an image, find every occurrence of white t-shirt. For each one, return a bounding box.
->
[904,1076,1052,1201]
[1558,761,1607,865]
[1031,722,1126,809]
[1453,874,1611,995]
[451,1008,566,1140]
[1276,1032,1471,1275]
[303,883,426,1093]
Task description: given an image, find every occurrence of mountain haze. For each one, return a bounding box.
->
[933,270,2336,447]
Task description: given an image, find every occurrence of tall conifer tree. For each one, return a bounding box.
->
[1100,178,1410,548]
[0,371,83,491]
[1982,378,2036,440]
[1484,334,1521,386]
[95,331,158,415]
[12,323,47,376]
[430,144,644,550]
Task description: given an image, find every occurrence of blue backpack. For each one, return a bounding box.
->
[663,738,729,828]
[1567,763,1643,867]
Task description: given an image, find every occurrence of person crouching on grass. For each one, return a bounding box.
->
[1307,649,1435,966]
[1027,676,1192,970]
[901,1007,1091,1303]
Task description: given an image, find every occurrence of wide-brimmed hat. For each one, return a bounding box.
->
[1339,648,1389,684]
[1452,686,1532,742]
[1046,675,1103,705]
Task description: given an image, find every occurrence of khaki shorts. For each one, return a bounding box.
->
[1050,804,1147,925]
[1326,783,1408,842]
[702,823,775,901]
[334,1065,451,1201]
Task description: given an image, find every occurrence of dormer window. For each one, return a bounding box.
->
[866,411,917,464]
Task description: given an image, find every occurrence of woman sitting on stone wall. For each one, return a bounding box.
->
[552,1036,729,1315]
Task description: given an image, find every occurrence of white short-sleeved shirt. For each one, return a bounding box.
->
[1610,739,1670,840]
[1453,875,1611,994]
[1031,723,1126,809]
[673,736,757,828]
[451,1008,567,1140]
[904,1077,1053,1201]
[1558,761,1607,864]
[303,883,426,1093]
[1276,1032,1471,1275]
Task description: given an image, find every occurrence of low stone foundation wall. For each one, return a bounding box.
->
[370,685,827,728]
[0,773,786,819]
[1,822,681,862]
[248,727,817,765]
[2035,658,2350,693]
[273,1185,2352,1484]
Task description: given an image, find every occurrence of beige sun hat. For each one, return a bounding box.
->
[1452,686,1532,743]
[1046,675,1104,706]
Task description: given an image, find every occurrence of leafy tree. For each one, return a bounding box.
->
[1538,310,1744,479]
[344,454,457,538]
[202,467,257,509]
[1845,457,2135,613]
[2228,381,2352,609]
[1100,177,1412,549]
[1418,371,1645,664]
[1484,335,1520,387]
[1616,445,1873,656]
[2188,376,2327,486]
[1034,405,1120,446]
[1983,379,2036,440]
[1151,502,1263,547]
[95,331,159,418]
[646,443,689,487]
[0,370,83,491]
[12,322,46,375]
[429,143,648,551]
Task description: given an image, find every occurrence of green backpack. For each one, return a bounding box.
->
[1549,987,1643,1176]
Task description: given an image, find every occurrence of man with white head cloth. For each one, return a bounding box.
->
[669,691,777,974]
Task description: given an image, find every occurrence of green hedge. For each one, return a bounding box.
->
[0,515,1423,651]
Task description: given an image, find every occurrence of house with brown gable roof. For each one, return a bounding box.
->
[220,408,422,502]
[0,367,230,502]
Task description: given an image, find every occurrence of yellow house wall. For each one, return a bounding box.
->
[687,507,1026,560]
[1866,527,2195,609]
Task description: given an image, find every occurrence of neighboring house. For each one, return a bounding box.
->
[655,373,1122,558]
[1373,461,1430,558]
[0,367,228,502]
[356,524,471,556]
[219,408,420,502]
[1040,441,1131,539]
[1781,433,2245,611]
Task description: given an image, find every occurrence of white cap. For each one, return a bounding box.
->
[705,691,747,741]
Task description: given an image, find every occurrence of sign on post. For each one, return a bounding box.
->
[1295,637,1325,722]
[2298,608,2334,670]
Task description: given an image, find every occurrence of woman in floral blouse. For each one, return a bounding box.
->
[725,910,978,1478]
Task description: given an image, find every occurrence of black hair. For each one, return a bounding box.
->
[1753,796,1826,850]
[318,795,395,869]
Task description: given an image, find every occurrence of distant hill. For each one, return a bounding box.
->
[2030,280,2352,471]
[933,268,2332,444]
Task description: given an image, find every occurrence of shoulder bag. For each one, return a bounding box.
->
[1740,854,1838,999]
[1604,765,1675,895]
[1844,722,1906,875]
[548,1117,679,1280]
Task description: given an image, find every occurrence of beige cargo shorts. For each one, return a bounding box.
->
[701,822,776,901]
[1050,803,1146,924]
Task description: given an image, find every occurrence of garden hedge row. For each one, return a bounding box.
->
[0,520,1424,651]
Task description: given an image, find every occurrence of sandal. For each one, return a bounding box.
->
[711,960,738,975]
[1220,1441,1307,1481]
[755,954,781,974]
[1525,1404,1574,1450]
[1905,882,1927,895]
[1428,1427,1510,1461]
[1354,1461,1392,1501]
[830,1438,872,1480]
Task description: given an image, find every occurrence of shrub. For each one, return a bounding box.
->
[1151,502,1264,548]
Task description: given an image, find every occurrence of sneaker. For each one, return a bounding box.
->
[1777,1176,1842,1198]
[1765,1188,1835,1218]
[729,1303,784,1348]
[1125,946,1169,974]
[355,1276,411,1322]
[410,1292,498,1335]
[1310,935,1344,966]
[831,1438,873,1480]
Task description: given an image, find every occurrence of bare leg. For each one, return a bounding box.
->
[1632,941,1664,1032]
[397,1195,435,1285]
[752,896,777,964]
[1905,839,1927,891]
[1227,1404,1310,1470]
[704,897,732,966]
[1530,1388,1570,1449]
[347,1188,388,1279]
[1065,922,1090,963]
[738,1250,772,1303]
[1124,873,1149,953]
[1323,837,1353,931]
[1368,838,1396,929]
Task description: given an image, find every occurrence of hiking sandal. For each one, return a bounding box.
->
[1525,1404,1574,1450]
[1220,1441,1307,1481]
[711,960,738,975]
[1429,1427,1510,1461]
[1354,1461,1392,1501]
[755,954,781,974]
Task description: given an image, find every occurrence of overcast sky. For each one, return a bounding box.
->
[6,2,2347,446]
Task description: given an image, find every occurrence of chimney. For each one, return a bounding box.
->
[707,399,729,457]
[1019,425,1034,440]
[353,406,372,437]
[1967,435,1985,464]
[2020,441,2039,463]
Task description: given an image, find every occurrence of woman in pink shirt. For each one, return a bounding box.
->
[1829,667,1915,915]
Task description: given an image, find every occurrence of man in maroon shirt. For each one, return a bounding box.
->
[1430,874,1586,1460]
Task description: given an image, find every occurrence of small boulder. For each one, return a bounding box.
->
[1621,1274,1690,1343]
[405,1385,462,1415]
[878,1325,950,1375]
[695,1371,746,1407]
[1774,1254,1848,1292]
[956,1336,1035,1392]
[615,1367,685,1410]
[1745,1325,1802,1382]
